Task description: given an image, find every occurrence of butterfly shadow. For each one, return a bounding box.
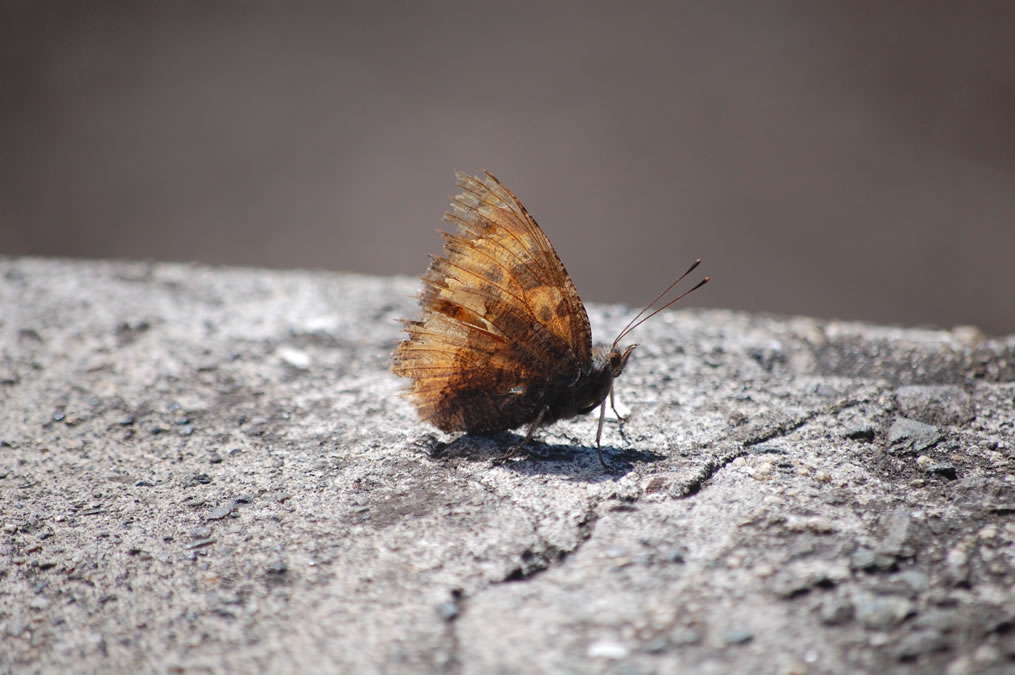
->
[427,433,666,481]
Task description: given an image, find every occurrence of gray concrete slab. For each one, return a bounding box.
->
[1,258,1014,674]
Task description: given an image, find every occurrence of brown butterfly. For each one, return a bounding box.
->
[392,170,708,467]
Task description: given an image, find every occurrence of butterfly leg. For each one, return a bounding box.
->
[493,406,547,465]
[609,384,627,422]
[609,384,630,449]
[595,399,611,469]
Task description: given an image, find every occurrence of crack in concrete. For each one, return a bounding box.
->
[460,471,602,587]
[448,397,866,654]
[498,501,601,583]
[430,487,601,671]
[740,412,817,448]
[678,398,866,498]
[677,443,749,498]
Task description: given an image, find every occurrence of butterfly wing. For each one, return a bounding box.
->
[392,170,593,433]
[446,171,593,363]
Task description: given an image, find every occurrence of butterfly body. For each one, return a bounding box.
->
[550,343,634,419]
[416,345,623,434]
[393,170,704,467]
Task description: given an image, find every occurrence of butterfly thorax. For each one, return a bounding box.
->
[543,343,636,425]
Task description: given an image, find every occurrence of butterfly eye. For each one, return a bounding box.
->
[610,344,637,376]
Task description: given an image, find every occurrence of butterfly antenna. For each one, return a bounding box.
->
[613,259,709,347]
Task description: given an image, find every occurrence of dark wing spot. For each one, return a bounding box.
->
[539,306,552,322]
[510,261,547,290]
[555,297,569,318]
[432,298,472,323]
[485,265,503,283]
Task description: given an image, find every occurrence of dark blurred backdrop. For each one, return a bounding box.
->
[2,2,1013,335]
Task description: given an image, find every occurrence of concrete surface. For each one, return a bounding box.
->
[1,257,1014,674]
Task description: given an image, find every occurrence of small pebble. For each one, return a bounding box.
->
[436,601,458,621]
[206,501,236,521]
[266,561,288,575]
[670,628,702,646]
[663,548,686,564]
[820,597,854,625]
[724,628,753,645]
[278,347,311,370]
[845,425,875,442]
[643,637,668,653]
[185,538,215,550]
[853,592,914,629]
[587,640,630,660]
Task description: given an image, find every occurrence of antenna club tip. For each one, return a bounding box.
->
[703,276,711,282]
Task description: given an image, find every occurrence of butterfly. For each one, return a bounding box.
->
[392,170,708,468]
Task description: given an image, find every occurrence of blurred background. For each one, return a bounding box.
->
[2,2,1013,335]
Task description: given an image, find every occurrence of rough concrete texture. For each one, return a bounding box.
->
[2,257,1014,674]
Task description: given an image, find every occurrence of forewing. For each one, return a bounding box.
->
[392,170,592,433]
[444,171,593,363]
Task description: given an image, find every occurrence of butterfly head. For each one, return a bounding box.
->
[608,343,637,379]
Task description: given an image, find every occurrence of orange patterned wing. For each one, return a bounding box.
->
[444,171,593,363]
[392,170,593,433]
